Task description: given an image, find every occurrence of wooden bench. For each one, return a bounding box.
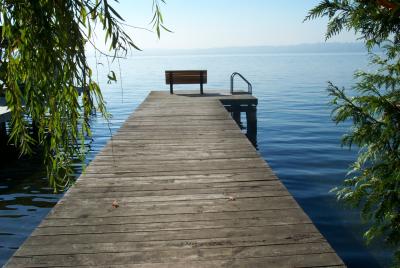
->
[165,70,207,94]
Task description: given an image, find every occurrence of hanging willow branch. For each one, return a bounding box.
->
[306,0,400,265]
[0,0,168,191]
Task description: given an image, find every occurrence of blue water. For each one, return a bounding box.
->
[0,52,392,267]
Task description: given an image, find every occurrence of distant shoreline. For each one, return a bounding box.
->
[86,42,382,57]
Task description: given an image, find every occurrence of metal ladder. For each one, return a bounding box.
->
[230,72,252,95]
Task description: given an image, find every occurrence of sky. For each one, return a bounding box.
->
[100,0,359,50]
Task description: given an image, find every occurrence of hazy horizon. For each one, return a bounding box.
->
[87,42,375,57]
[135,42,367,51]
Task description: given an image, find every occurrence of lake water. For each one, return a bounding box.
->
[0,51,392,267]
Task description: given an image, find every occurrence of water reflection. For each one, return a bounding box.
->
[0,144,61,265]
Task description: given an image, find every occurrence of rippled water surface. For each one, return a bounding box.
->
[0,52,392,267]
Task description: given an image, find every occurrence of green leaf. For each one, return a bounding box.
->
[107,70,117,83]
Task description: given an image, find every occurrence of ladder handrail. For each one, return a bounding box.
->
[230,72,252,95]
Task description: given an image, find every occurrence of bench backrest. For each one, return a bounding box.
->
[165,70,207,85]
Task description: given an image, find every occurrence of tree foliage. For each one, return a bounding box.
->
[306,0,400,264]
[0,0,167,191]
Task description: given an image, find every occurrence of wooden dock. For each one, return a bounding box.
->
[5,91,345,267]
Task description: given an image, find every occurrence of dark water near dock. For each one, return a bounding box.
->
[0,51,392,267]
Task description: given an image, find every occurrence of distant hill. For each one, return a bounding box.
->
[130,42,381,57]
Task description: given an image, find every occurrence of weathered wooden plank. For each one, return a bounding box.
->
[71,180,282,192]
[24,224,320,245]
[123,116,233,122]
[93,141,252,149]
[22,257,344,268]
[15,235,324,257]
[69,180,282,192]
[84,158,268,173]
[94,151,260,160]
[86,157,264,166]
[39,208,308,227]
[47,196,301,219]
[32,216,313,237]
[121,121,238,126]
[7,243,339,267]
[76,172,277,186]
[79,167,270,177]
[88,156,262,164]
[75,173,277,188]
[34,210,312,236]
[96,142,255,149]
[41,258,345,268]
[109,133,247,141]
[61,190,290,204]
[97,145,257,153]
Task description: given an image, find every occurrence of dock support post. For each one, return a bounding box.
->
[232,105,242,128]
[246,105,257,147]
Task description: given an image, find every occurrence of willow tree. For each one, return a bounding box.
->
[0,0,168,191]
[305,0,400,264]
